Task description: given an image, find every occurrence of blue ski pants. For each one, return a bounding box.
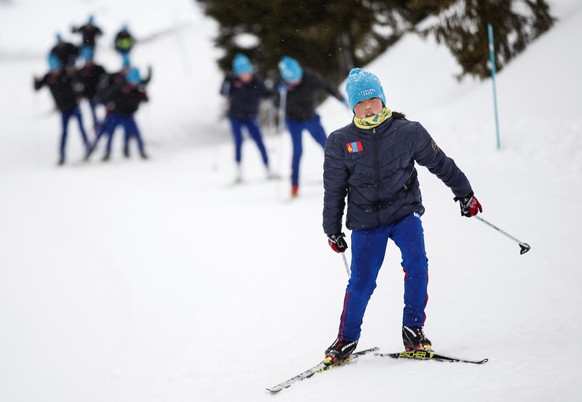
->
[89,113,146,158]
[229,118,269,166]
[88,98,102,130]
[104,114,146,157]
[285,115,327,186]
[59,107,89,161]
[338,213,429,341]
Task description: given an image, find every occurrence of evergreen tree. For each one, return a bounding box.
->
[420,0,555,79]
[194,0,555,84]
[194,0,408,84]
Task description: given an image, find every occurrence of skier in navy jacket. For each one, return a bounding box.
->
[277,56,346,197]
[89,67,149,161]
[77,46,107,130]
[33,54,89,165]
[114,24,135,68]
[71,15,103,51]
[322,68,483,364]
[220,53,274,182]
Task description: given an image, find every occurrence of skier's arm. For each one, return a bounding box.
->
[219,75,233,97]
[33,74,47,91]
[141,66,153,85]
[139,88,149,103]
[314,72,345,103]
[413,123,472,199]
[323,134,349,235]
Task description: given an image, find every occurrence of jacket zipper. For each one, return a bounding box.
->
[372,127,382,224]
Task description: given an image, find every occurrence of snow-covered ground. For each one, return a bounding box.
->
[1,1,582,401]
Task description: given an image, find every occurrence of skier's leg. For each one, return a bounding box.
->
[229,118,244,164]
[59,111,72,164]
[304,114,327,149]
[390,213,429,328]
[86,113,111,159]
[246,119,269,166]
[126,117,147,158]
[89,99,100,130]
[121,116,132,157]
[286,118,303,187]
[74,106,90,150]
[337,225,390,341]
[104,114,120,160]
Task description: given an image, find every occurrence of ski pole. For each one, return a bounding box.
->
[341,252,351,277]
[474,215,531,255]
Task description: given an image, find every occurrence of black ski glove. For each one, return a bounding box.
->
[328,233,348,253]
[454,191,483,217]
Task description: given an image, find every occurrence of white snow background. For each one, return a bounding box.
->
[1,0,582,401]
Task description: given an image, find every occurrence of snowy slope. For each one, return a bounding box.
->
[1,1,582,401]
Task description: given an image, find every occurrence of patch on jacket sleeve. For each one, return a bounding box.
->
[346,141,363,154]
[432,140,439,151]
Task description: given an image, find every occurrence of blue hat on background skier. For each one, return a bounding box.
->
[232,53,253,77]
[278,56,303,83]
[344,68,386,112]
[88,15,94,25]
[48,53,61,71]
[125,67,141,84]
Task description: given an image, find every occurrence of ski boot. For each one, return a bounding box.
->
[402,325,433,351]
[324,337,358,365]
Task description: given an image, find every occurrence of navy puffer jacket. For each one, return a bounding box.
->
[220,74,272,120]
[323,114,473,235]
[277,69,345,121]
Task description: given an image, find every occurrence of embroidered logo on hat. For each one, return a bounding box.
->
[345,68,386,112]
[346,141,363,154]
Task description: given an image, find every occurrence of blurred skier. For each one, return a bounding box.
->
[71,15,103,51]
[219,53,274,182]
[86,67,149,161]
[49,33,79,68]
[277,56,346,197]
[33,54,89,165]
[322,68,483,364]
[77,46,107,130]
[114,24,135,68]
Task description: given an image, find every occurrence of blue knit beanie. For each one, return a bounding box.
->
[125,67,141,84]
[48,53,61,71]
[278,56,303,83]
[232,53,253,77]
[345,68,386,111]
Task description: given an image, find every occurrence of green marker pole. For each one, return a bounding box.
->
[488,23,501,150]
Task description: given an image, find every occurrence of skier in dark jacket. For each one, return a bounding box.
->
[322,68,483,364]
[277,56,346,197]
[114,24,135,68]
[71,15,103,51]
[33,54,89,165]
[86,67,149,161]
[77,46,107,130]
[220,53,274,182]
